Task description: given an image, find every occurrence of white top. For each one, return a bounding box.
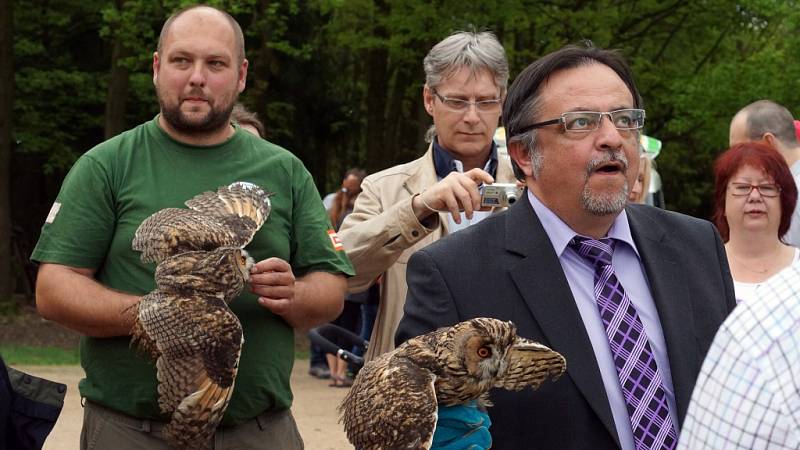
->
[733,248,800,303]
[677,261,800,449]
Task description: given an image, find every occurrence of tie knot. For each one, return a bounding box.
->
[569,236,615,268]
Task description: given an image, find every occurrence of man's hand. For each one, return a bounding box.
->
[431,401,492,450]
[412,168,494,224]
[249,258,346,329]
[249,257,296,316]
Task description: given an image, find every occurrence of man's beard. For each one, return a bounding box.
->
[157,87,236,135]
[580,150,630,216]
[529,145,630,216]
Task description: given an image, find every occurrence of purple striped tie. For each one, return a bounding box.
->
[570,236,677,450]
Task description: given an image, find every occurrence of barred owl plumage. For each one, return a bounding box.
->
[339,317,566,449]
[129,182,270,450]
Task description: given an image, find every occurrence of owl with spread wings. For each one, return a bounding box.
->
[339,317,566,449]
[130,182,270,450]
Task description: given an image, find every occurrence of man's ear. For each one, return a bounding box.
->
[423,84,435,116]
[507,140,534,178]
[152,52,160,85]
[237,59,249,93]
[763,132,779,150]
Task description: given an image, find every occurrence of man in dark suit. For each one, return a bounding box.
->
[396,44,736,450]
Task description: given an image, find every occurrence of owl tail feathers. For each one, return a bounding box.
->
[161,369,234,450]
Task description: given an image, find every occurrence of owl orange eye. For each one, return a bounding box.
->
[477,346,491,358]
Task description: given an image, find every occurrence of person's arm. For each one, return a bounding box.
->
[249,257,346,330]
[328,189,345,228]
[395,248,460,346]
[35,263,140,337]
[339,168,493,293]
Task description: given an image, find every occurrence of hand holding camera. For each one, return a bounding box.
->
[412,168,494,224]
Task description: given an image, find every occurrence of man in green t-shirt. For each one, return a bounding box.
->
[31,5,352,449]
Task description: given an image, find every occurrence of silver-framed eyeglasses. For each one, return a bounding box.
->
[432,90,502,113]
[518,109,646,134]
[729,182,781,198]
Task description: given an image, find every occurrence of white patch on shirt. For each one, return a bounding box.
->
[45,202,61,224]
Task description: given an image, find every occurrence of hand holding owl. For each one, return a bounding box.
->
[249,257,296,315]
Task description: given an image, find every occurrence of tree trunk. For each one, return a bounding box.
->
[0,0,14,304]
[364,46,389,174]
[363,0,390,174]
[104,1,131,139]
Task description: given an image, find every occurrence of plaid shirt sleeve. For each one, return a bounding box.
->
[677,265,800,449]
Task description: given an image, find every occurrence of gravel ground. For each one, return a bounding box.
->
[14,363,352,450]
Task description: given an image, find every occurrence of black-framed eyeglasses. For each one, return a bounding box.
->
[517,109,646,134]
[432,90,502,113]
[729,183,781,198]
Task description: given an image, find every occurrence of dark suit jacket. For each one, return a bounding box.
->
[395,199,736,450]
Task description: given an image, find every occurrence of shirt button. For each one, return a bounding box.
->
[411,230,419,237]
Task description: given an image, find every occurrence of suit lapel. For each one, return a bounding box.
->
[626,206,697,423]
[505,200,620,446]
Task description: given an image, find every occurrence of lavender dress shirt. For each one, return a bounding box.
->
[528,190,680,450]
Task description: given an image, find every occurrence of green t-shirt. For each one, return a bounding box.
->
[31,117,354,425]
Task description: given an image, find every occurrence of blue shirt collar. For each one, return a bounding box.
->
[432,137,498,179]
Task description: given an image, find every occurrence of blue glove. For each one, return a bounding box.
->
[431,401,492,450]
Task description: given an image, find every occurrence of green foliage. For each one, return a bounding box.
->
[14,68,105,172]
[0,345,80,365]
[9,0,800,217]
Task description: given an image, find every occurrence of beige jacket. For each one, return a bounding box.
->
[338,146,516,361]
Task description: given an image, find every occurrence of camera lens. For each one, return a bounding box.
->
[507,192,517,204]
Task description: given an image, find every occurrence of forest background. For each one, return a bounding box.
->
[1,0,799,305]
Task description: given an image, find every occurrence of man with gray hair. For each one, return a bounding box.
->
[339,30,516,363]
[730,100,800,245]
[397,44,735,449]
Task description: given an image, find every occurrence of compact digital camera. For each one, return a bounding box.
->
[480,183,523,208]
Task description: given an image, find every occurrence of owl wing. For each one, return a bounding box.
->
[132,208,241,264]
[130,291,165,360]
[494,337,566,391]
[339,353,438,450]
[138,292,243,450]
[184,182,271,248]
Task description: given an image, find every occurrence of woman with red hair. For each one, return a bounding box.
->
[712,142,799,303]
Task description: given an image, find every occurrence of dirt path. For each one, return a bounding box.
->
[15,363,351,450]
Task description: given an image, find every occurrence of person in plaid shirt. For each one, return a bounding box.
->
[678,262,800,449]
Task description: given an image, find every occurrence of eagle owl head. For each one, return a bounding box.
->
[231,248,256,282]
[452,318,516,379]
[434,318,518,404]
